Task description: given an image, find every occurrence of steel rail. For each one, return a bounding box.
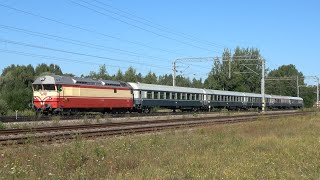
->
[0,111,312,145]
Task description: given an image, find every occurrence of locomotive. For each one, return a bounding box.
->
[32,75,303,114]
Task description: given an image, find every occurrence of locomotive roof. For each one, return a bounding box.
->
[33,75,129,87]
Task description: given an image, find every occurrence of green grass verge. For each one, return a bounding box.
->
[1,113,320,179]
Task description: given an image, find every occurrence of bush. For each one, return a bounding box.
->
[0,122,5,129]
[0,99,9,115]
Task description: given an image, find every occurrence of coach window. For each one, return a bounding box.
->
[165,92,170,99]
[160,92,165,99]
[181,93,186,100]
[207,95,211,101]
[176,93,180,100]
[146,91,153,99]
[154,92,159,99]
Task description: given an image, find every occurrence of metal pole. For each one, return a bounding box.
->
[297,76,299,97]
[228,57,231,79]
[261,59,266,112]
[317,77,319,107]
[173,60,176,86]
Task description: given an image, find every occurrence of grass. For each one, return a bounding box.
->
[1,113,320,179]
[6,109,36,116]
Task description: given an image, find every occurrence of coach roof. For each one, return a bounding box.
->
[128,82,205,94]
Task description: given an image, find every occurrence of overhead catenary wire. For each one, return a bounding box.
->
[0,38,172,70]
[0,24,171,63]
[0,49,172,75]
[0,2,223,79]
[91,0,228,49]
[69,0,221,54]
[0,3,185,56]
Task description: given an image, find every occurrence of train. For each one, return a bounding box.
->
[32,75,304,114]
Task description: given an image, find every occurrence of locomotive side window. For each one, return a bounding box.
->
[33,84,42,91]
[43,84,55,91]
[114,89,117,93]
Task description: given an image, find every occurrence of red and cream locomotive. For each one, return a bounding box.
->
[32,75,133,114]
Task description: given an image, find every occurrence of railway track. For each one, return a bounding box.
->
[0,111,218,123]
[0,111,312,145]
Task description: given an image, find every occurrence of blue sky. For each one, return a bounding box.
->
[0,0,319,84]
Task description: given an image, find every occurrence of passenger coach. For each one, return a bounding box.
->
[128,82,207,112]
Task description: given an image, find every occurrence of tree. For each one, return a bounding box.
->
[0,99,8,115]
[266,64,304,96]
[158,74,173,86]
[143,71,157,84]
[88,64,110,80]
[192,78,203,88]
[175,75,191,87]
[123,67,137,82]
[114,69,124,81]
[0,64,35,110]
[204,47,262,93]
[35,63,62,76]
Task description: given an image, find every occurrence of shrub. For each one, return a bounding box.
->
[0,121,5,129]
[0,99,8,115]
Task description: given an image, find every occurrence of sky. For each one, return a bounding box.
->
[0,0,319,84]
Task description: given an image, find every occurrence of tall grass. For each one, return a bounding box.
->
[1,113,320,179]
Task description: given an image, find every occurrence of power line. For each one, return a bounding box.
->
[0,48,172,75]
[69,0,219,53]
[0,24,170,63]
[92,0,228,49]
[0,3,184,56]
[0,38,172,70]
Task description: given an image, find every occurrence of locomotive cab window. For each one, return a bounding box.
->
[33,84,42,91]
[43,84,55,91]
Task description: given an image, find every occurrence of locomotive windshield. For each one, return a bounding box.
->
[43,84,56,91]
[33,84,56,91]
[33,84,42,91]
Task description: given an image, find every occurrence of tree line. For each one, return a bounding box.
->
[0,47,317,114]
